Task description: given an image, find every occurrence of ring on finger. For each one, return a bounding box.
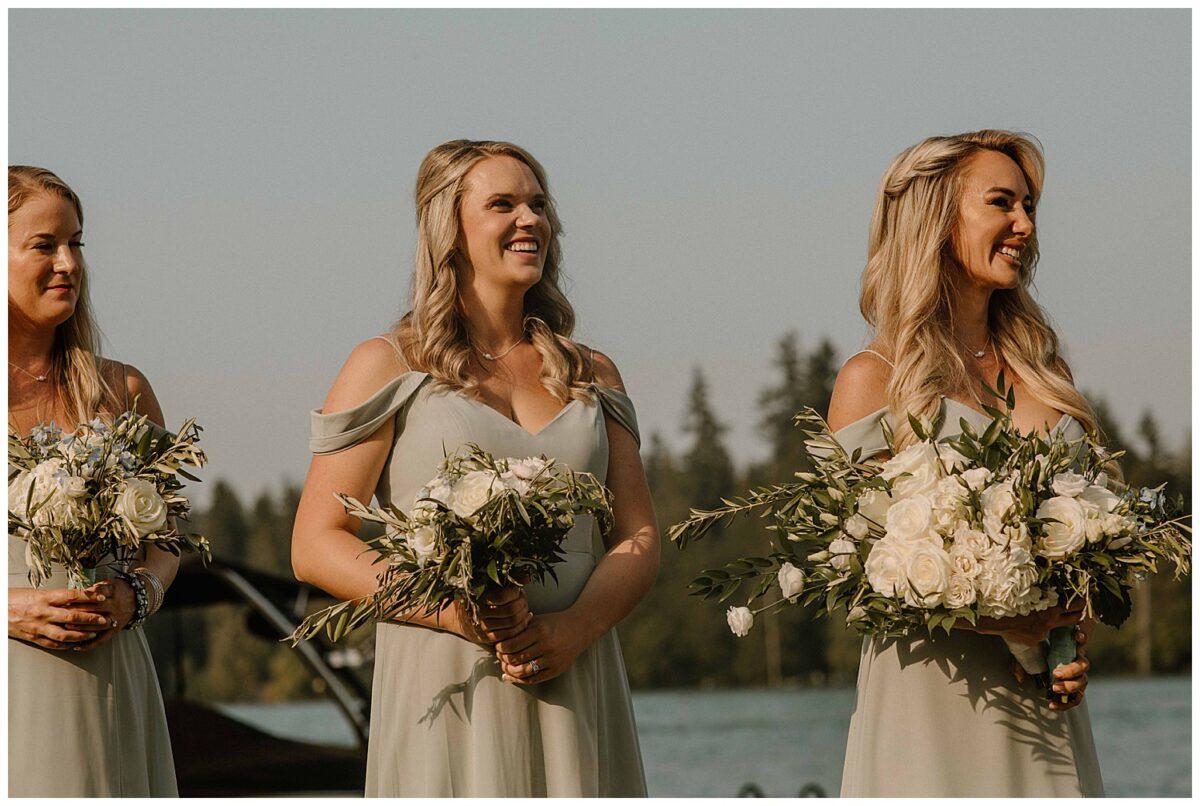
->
[529,659,541,675]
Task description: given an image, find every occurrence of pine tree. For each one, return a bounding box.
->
[680,368,735,509]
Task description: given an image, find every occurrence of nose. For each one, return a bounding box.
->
[515,203,542,228]
[1012,206,1034,238]
[54,245,80,274]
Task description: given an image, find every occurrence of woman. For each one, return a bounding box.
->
[827,131,1104,796]
[292,140,658,797]
[8,166,178,796]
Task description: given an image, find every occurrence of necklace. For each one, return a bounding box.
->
[9,361,49,382]
[473,335,525,362]
[956,334,991,359]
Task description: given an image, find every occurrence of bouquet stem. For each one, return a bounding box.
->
[1004,637,1048,675]
[68,567,97,590]
[1045,625,1078,706]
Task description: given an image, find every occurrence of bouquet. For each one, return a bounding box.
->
[670,378,1190,698]
[290,444,613,644]
[8,407,210,590]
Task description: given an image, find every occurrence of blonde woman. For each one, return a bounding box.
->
[8,166,178,796]
[827,131,1103,796]
[292,140,656,796]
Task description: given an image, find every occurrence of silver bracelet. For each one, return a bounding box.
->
[133,568,165,616]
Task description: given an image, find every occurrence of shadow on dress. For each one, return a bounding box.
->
[418,656,499,727]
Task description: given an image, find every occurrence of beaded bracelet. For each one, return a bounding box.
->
[118,571,150,630]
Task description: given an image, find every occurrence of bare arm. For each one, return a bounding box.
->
[290,339,527,642]
[498,352,660,684]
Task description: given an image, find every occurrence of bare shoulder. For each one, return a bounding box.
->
[106,361,166,427]
[322,337,412,415]
[827,349,891,431]
[588,348,626,392]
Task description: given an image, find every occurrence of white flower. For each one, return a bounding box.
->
[1036,496,1088,559]
[507,456,548,481]
[865,538,909,598]
[902,542,952,609]
[60,475,89,499]
[116,478,168,536]
[930,477,966,532]
[881,443,941,498]
[1051,472,1089,498]
[828,538,857,573]
[778,562,805,599]
[937,444,970,473]
[943,573,977,609]
[499,471,530,496]
[980,480,1017,523]
[1102,512,1136,538]
[856,489,893,526]
[425,478,453,506]
[844,514,870,540]
[959,467,993,492]
[1078,484,1120,515]
[407,525,440,566]
[885,495,934,541]
[949,545,981,578]
[448,470,501,518]
[726,606,754,637]
[8,470,35,520]
[952,523,991,558]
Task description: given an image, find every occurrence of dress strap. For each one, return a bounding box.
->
[590,384,641,448]
[370,334,408,365]
[842,348,895,369]
[310,372,430,455]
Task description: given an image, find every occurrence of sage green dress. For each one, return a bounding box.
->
[834,397,1104,797]
[310,371,648,797]
[7,538,178,796]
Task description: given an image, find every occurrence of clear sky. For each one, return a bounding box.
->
[10,9,1190,506]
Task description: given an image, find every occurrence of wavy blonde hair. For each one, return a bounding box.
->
[860,130,1098,450]
[9,166,122,423]
[391,139,596,402]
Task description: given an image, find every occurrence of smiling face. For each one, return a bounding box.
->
[8,191,84,329]
[456,155,550,293]
[949,149,1035,291]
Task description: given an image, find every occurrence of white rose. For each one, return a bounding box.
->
[448,471,501,518]
[407,525,440,566]
[943,573,977,609]
[116,478,168,536]
[1102,512,1136,538]
[885,495,934,541]
[952,523,992,558]
[856,489,893,527]
[828,538,857,573]
[844,514,870,540]
[60,475,89,499]
[930,477,966,532]
[937,444,970,473]
[726,606,754,637]
[902,542,952,608]
[1051,471,1089,498]
[1078,484,1120,515]
[777,562,805,599]
[980,480,1017,523]
[865,538,910,598]
[1036,496,1087,559]
[1083,516,1106,545]
[425,478,453,506]
[959,466,993,492]
[949,545,981,578]
[882,443,941,498]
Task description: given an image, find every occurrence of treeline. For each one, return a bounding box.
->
[149,332,1191,698]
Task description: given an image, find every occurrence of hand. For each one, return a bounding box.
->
[495,611,589,685]
[1009,622,1092,711]
[69,579,139,651]
[448,587,531,646]
[8,586,113,651]
[978,602,1085,646]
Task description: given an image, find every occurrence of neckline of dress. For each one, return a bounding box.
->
[834,395,1072,439]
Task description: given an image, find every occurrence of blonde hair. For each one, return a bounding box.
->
[8,166,122,423]
[859,130,1098,449]
[392,139,595,402]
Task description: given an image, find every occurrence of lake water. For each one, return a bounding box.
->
[218,675,1190,797]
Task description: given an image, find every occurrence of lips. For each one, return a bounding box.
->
[996,244,1023,265]
[505,239,540,254]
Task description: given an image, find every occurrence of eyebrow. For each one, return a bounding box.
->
[986,186,1033,201]
[27,231,83,240]
[486,192,546,202]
